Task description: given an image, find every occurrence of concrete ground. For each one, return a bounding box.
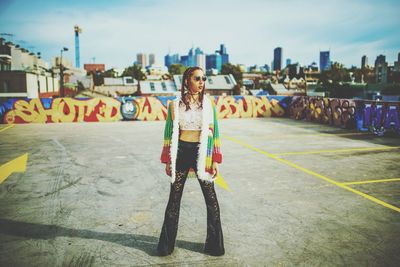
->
[0,118,399,267]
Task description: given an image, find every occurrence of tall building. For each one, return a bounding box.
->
[136,53,147,67]
[394,52,400,72]
[286,58,291,67]
[273,47,282,71]
[219,44,229,65]
[164,53,180,68]
[220,44,227,54]
[149,53,155,66]
[319,51,330,72]
[206,54,222,72]
[361,55,368,69]
[375,54,388,84]
[180,55,189,66]
[196,54,206,71]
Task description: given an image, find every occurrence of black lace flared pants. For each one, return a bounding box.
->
[157,141,225,256]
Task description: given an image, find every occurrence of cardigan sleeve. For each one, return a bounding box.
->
[160,101,173,164]
[212,102,222,163]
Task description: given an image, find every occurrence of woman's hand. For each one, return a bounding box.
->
[165,163,172,177]
[212,162,219,178]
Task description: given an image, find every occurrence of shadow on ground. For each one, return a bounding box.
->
[0,218,204,257]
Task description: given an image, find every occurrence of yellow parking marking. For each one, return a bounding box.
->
[316,132,370,137]
[0,153,28,184]
[0,124,14,133]
[243,132,369,140]
[343,178,400,185]
[223,135,400,213]
[274,146,400,156]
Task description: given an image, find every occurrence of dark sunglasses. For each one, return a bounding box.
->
[194,76,207,82]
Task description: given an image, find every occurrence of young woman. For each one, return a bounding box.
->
[158,67,225,256]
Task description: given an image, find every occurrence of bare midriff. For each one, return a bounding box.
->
[179,130,201,142]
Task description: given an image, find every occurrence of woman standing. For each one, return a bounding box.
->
[158,67,225,256]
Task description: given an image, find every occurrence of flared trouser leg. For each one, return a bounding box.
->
[157,170,188,256]
[198,179,225,256]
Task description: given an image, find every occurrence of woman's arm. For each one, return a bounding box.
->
[212,102,222,164]
[160,101,174,164]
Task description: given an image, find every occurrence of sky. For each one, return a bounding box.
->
[0,0,399,70]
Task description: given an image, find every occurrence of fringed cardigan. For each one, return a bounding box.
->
[161,96,222,183]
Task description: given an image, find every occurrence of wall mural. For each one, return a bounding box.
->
[356,101,400,136]
[120,95,291,121]
[289,96,356,129]
[0,98,121,123]
[0,96,291,123]
[1,96,398,137]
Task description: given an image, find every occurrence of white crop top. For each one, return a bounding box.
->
[179,102,202,130]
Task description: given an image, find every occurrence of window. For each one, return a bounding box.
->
[1,80,10,93]
[208,77,213,84]
[161,82,167,91]
[150,82,155,91]
[224,76,231,84]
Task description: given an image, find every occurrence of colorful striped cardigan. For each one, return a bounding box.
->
[161,95,222,183]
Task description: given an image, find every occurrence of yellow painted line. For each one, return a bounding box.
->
[222,135,400,213]
[274,146,400,156]
[343,178,400,185]
[316,132,370,137]
[0,153,28,184]
[0,124,14,133]
[243,132,369,140]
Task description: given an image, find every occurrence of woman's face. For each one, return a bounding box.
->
[187,69,206,94]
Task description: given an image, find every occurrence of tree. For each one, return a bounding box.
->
[103,68,118,78]
[122,64,146,81]
[221,63,243,85]
[319,62,351,86]
[168,64,186,75]
[221,63,243,95]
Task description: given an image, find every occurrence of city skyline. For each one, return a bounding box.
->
[1,0,399,69]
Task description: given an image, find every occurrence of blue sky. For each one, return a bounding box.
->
[1,0,399,69]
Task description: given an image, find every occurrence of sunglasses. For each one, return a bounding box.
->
[194,76,207,82]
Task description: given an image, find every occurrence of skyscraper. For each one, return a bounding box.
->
[319,51,330,72]
[149,53,155,66]
[136,53,147,67]
[273,47,282,71]
[361,55,368,69]
[375,54,388,84]
[220,44,227,55]
[164,53,180,68]
[219,44,229,66]
[206,54,222,72]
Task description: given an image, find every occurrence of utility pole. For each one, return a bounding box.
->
[60,47,68,97]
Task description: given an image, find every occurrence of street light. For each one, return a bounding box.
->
[60,47,68,97]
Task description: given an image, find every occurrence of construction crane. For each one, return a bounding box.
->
[74,25,82,68]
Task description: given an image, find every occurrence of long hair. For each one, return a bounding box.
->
[180,66,205,110]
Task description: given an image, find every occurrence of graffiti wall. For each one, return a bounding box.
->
[0,96,292,123]
[1,96,398,136]
[289,96,357,129]
[0,98,122,123]
[288,96,400,136]
[356,101,400,136]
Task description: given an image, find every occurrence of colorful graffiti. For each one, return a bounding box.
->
[214,96,290,119]
[289,96,356,129]
[356,101,400,136]
[0,98,121,123]
[118,95,291,121]
[0,96,290,123]
[1,96,398,137]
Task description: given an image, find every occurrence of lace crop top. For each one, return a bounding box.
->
[179,102,202,130]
